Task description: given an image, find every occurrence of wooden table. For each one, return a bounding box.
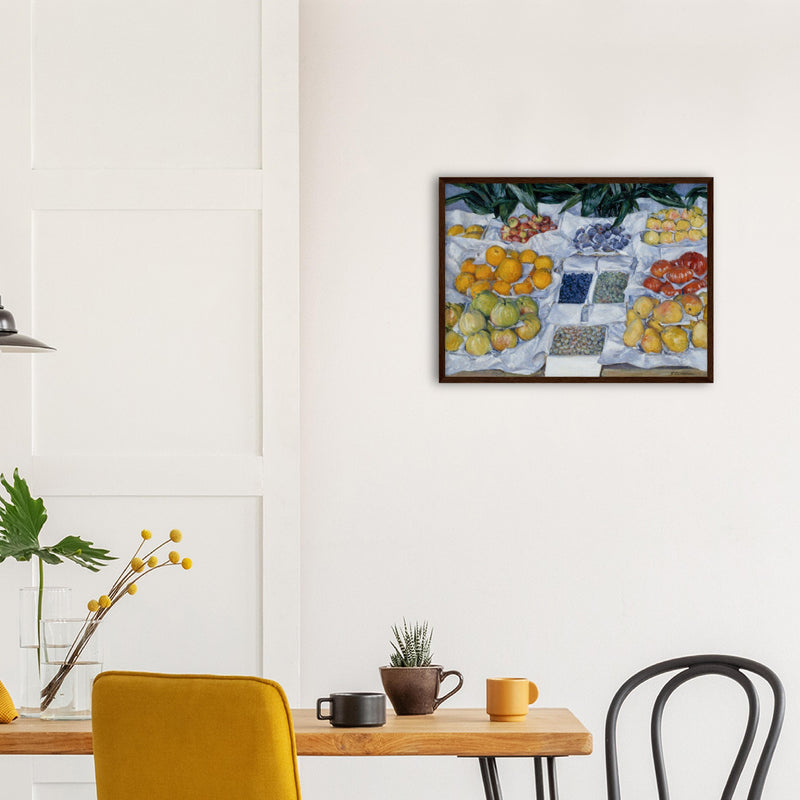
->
[0,708,592,799]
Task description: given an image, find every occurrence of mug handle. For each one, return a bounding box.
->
[316,697,333,720]
[529,681,539,704]
[433,669,464,710]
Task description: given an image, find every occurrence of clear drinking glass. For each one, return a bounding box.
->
[18,587,71,717]
[39,617,102,720]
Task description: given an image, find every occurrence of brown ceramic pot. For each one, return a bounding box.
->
[379,665,464,715]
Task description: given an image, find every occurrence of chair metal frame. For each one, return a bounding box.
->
[605,655,785,800]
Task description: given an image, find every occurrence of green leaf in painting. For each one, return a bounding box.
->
[506,183,536,214]
[646,184,685,208]
[444,192,476,206]
[559,192,583,214]
[579,184,605,217]
[684,185,708,206]
[612,199,632,228]
[496,201,516,223]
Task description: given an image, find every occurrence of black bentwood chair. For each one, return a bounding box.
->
[605,655,785,800]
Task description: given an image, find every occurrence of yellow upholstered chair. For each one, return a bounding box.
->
[92,671,302,800]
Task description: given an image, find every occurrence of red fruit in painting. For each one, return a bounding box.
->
[661,283,679,297]
[643,277,667,293]
[650,260,672,278]
[665,266,694,285]
[676,251,708,276]
[682,278,707,294]
[691,257,708,277]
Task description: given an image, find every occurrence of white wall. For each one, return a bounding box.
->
[297,0,798,798]
[1,0,798,798]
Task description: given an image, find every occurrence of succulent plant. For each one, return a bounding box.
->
[389,619,433,667]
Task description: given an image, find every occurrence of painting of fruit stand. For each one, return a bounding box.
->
[439,178,712,382]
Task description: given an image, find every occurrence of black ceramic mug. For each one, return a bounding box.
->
[316,692,387,727]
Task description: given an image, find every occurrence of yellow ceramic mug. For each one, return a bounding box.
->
[486,677,539,721]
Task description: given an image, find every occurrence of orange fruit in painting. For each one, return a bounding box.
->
[486,245,506,267]
[505,249,520,259]
[470,280,492,296]
[520,249,538,263]
[454,272,476,294]
[474,264,494,281]
[460,258,477,275]
[514,278,533,294]
[533,255,553,271]
[492,280,512,295]
[532,269,552,290]
[495,257,523,284]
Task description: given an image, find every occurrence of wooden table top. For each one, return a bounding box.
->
[0,708,591,758]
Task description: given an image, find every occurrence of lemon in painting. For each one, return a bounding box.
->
[454,272,476,294]
[495,257,523,284]
[485,245,506,267]
[532,269,552,290]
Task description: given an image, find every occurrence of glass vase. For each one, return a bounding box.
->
[18,586,71,717]
[40,617,102,720]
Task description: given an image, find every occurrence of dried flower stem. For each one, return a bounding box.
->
[40,530,190,712]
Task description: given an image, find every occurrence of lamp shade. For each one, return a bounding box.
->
[0,297,55,353]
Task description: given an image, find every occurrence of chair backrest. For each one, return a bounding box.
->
[605,655,784,800]
[92,671,302,800]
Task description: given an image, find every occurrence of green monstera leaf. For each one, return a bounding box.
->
[0,469,114,570]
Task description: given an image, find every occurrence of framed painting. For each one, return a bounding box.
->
[439,178,713,382]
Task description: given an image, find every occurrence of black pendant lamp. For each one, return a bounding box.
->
[0,296,55,353]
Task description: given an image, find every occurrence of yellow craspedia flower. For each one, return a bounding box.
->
[87,599,100,613]
[99,595,111,609]
[169,551,180,564]
[169,529,182,543]
[127,584,138,595]
[131,557,145,572]
[181,558,192,570]
[141,529,153,540]
[147,556,158,568]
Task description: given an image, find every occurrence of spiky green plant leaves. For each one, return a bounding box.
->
[389,619,433,667]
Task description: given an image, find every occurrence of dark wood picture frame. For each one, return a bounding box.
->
[439,177,713,383]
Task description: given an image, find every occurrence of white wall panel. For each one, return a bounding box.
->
[261,0,300,698]
[0,0,34,463]
[32,0,261,168]
[32,170,263,211]
[33,785,94,800]
[32,210,261,456]
[33,756,94,800]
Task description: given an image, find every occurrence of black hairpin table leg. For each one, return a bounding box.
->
[534,757,545,799]
[546,757,559,800]
[478,757,504,800]
[478,755,560,800]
